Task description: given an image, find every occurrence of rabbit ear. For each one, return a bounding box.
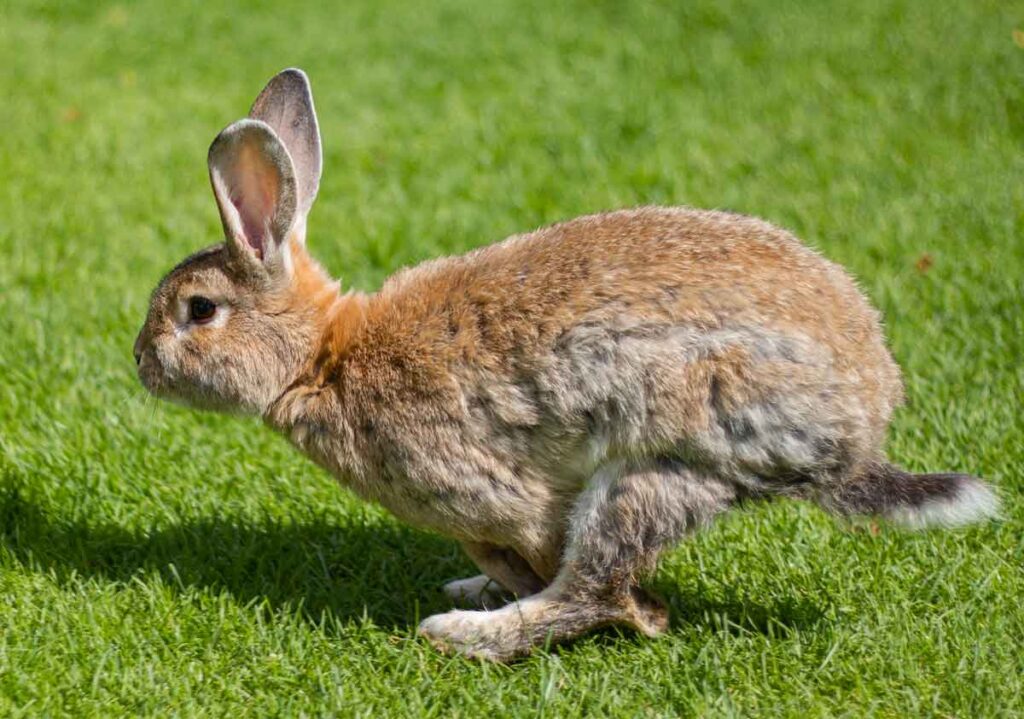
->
[248,68,322,239]
[208,119,298,272]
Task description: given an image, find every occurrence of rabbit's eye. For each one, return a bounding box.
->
[189,296,217,324]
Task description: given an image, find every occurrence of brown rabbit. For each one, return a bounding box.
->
[134,69,999,661]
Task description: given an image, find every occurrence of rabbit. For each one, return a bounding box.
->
[134,68,1000,662]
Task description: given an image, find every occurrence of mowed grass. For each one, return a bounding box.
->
[1,0,1022,715]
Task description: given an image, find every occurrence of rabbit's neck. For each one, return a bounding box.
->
[267,245,370,416]
[262,289,371,475]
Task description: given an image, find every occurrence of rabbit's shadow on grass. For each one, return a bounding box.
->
[0,484,825,637]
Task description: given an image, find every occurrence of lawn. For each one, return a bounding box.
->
[1,0,1022,715]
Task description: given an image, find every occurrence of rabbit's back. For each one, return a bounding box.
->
[374,205,901,416]
[381,207,888,360]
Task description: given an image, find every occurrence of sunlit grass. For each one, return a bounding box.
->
[1,0,1021,715]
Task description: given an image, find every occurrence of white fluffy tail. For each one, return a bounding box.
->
[825,462,1000,529]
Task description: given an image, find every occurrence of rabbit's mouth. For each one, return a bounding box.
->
[136,350,185,402]
[139,367,227,413]
[136,352,173,400]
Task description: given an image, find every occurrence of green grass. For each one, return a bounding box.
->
[1,0,1022,715]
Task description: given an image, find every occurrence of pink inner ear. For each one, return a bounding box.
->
[231,195,264,256]
[225,142,280,258]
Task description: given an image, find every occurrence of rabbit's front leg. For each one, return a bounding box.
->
[419,460,736,661]
[444,541,547,609]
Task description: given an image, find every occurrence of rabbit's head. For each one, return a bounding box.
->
[134,69,341,414]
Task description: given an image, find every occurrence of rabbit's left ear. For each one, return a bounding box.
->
[248,68,322,240]
[208,119,297,274]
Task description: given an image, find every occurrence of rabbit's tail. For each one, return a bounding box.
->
[820,461,999,529]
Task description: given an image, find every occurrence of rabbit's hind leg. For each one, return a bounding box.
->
[419,459,736,661]
[444,541,547,609]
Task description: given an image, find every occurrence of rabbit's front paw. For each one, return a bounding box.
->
[443,574,510,610]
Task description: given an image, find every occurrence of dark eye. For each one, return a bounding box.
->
[189,296,217,324]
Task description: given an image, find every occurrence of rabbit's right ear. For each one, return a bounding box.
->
[208,119,298,276]
[248,68,322,240]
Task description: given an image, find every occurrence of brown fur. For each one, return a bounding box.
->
[135,69,997,662]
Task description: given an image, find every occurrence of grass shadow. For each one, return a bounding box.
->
[0,485,466,630]
[0,485,827,640]
[663,585,828,636]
